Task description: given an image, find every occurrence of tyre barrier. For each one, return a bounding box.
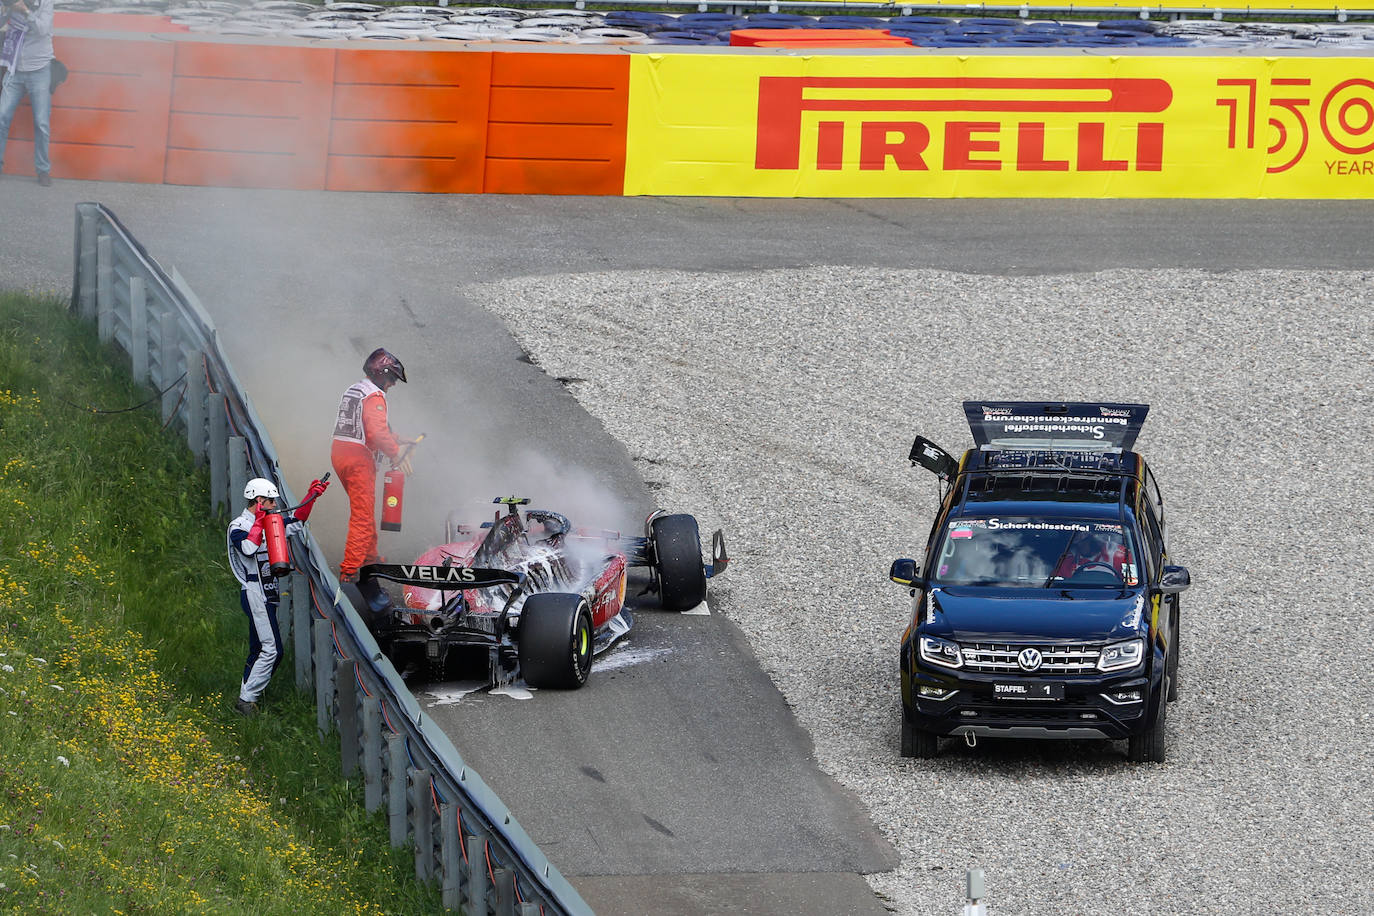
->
[68,201,593,916]
[52,0,1374,47]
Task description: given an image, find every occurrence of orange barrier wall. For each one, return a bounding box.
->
[485,52,630,195]
[6,36,172,182]
[166,43,335,189]
[330,49,492,193]
[6,32,630,194]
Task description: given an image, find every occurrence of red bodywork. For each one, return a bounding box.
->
[401,511,628,631]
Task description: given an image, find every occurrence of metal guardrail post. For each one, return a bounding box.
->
[441,802,461,909]
[129,277,148,383]
[412,768,435,882]
[314,617,334,741]
[208,392,228,514]
[78,210,97,319]
[363,694,383,813]
[294,572,312,691]
[388,733,408,848]
[495,868,515,916]
[278,565,294,651]
[183,346,206,460]
[337,656,359,777]
[466,835,489,914]
[96,234,112,343]
[228,438,248,524]
[159,311,180,423]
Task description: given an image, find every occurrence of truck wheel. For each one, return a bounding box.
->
[652,513,707,612]
[518,593,593,689]
[901,712,938,759]
[1127,675,1169,763]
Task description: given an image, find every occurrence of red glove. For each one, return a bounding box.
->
[294,478,329,521]
[246,505,267,546]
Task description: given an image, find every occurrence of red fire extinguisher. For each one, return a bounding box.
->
[263,510,292,578]
[263,471,330,578]
[381,435,423,533]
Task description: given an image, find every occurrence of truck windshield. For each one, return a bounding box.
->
[932,517,1139,588]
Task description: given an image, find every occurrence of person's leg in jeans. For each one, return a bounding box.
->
[24,66,51,177]
[0,70,28,174]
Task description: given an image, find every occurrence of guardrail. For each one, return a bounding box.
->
[69,201,593,916]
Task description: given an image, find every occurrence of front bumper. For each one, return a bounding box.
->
[904,667,1154,741]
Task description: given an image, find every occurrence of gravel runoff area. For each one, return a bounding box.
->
[474,268,1373,915]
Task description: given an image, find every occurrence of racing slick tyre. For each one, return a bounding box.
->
[518,594,594,689]
[901,712,938,759]
[1127,674,1169,764]
[651,513,707,612]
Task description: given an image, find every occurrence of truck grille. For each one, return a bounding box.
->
[962,643,1101,673]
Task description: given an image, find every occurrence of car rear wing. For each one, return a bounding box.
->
[360,563,521,590]
[963,401,1149,453]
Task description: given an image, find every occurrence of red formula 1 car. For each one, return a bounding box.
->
[352,497,728,688]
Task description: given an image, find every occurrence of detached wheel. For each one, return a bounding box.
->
[518,594,593,689]
[901,711,938,759]
[652,513,707,612]
[1127,675,1169,763]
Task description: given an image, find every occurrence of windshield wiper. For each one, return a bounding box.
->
[1044,543,1076,587]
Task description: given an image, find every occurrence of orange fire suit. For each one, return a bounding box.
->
[331,379,403,579]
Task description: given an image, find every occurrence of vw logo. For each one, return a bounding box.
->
[1017,648,1043,671]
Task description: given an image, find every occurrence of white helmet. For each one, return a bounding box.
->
[244,478,280,500]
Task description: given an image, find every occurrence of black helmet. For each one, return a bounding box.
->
[364,348,406,385]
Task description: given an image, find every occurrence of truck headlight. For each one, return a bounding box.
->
[1097,639,1144,672]
[920,635,964,670]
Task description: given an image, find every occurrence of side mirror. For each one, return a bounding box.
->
[909,436,956,480]
[890,558,921,587]
[1159,565,1191,594]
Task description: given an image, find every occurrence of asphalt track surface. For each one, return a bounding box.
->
[6,179,1374,915]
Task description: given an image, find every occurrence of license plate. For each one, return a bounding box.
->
[993,682,1064,701]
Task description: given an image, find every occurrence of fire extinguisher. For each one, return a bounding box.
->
[381,435,423,533]
[263,509,292,578]
[264,472,330,578]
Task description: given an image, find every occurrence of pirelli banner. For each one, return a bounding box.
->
[623,55,1374,198]
[915,0,1371,6]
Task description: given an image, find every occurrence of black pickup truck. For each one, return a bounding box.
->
[892,402,1191,763]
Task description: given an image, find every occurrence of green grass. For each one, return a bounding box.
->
[0,292,444,914]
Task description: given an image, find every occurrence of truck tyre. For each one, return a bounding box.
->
[901,712,938,759]
[652,513,707,611]
[1127,675,1169,763]
[518,593,593,689]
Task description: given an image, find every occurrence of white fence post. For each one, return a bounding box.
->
[963,868,987,916]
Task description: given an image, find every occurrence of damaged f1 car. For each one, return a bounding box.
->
[348,497,727,688]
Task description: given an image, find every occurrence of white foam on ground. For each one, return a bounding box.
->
[593,645,671,671]
[681,601,711,616]
[423,680,488,707]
